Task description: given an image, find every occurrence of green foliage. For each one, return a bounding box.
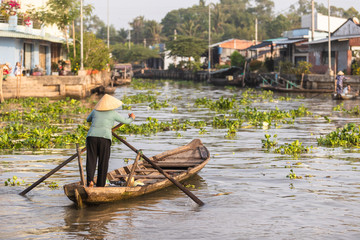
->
[279,61,294,74]
[293,61,312,75]
[317,123,360,148]
[47,182,59,189]
[4,176,24,186]
[166,35,207,60]
[249,60,263,72]
[230,51,245,67]
[351,60,360,75]
[274,140,311,157]
[287,169,302,179]
[112,43,160,63]
[83,32,110,70]
[261,134,278,149]
[0,97,90,149]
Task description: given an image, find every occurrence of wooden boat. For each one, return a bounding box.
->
[332,92,359,100]
[63,139,210,206]
[111,63,132,86]
[260,84,333,93]
[208,66,244,87]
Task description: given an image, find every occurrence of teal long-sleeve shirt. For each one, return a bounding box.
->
[86,110,134,141]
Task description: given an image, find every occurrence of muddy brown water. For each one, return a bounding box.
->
[1,81,360,239]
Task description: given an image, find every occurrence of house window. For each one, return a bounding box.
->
[321,51,335,65]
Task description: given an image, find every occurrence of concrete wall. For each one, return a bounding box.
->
[308,41,349,74]
[1,71,111,99]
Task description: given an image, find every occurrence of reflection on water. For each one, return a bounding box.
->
[1,82,360,239]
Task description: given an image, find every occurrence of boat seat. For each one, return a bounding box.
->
[142,161,202,168]
[113,174,166,179]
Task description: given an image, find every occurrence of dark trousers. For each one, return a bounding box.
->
[86,136,111,187]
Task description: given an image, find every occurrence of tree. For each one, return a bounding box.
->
[83,32,110,70]
[29,0,92,57]
[266,14,291,38]
[145,20,163,45]
[130,16,145,44]
[111,44,159,63]
[166,35,207,61]
[178,19,200,37]
[230,51,245,67]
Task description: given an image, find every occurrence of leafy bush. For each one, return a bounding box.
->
[249,60,263,72]
[279,61,293,74]
[230,51,245,67]
[351,60,360,75]
[293,61,312,75]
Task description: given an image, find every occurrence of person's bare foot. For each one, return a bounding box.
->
[89,181,94,188]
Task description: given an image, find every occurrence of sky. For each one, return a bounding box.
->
[85,0,360,30]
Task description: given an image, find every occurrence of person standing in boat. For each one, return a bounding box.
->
[336,71,347,95]
[86,94,135,187]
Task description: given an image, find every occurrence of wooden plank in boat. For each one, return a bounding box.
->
[198,146,208,159]
[135,169,184,173]
[143,161,202,168]
[113,174,166,179]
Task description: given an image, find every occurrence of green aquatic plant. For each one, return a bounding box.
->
[274,140,311,157]
[47,182,59,189]
[332,103,344,111]
[198,128,208,135]
[261,134,278,149]
[4,176,24,186]
[131,78,161,90]
[317,123,360,147]
[149,100,169,110]
[121,92,157,104]
[287,169,302,179]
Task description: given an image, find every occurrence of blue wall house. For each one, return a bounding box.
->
[0,15,65,75]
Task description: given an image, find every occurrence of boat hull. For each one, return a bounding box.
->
[63,139,210,205]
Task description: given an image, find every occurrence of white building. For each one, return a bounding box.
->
[301,13,347,33]
[0,0,66,75]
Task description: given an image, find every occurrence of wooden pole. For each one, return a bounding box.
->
[300,73,304,88]
[76,143,85,186]
[112,132,205,206]
[126,151,141,187]
[242,61,247,87]
[19,148,86,196]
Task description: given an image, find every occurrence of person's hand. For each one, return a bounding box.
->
[129,113,135,119]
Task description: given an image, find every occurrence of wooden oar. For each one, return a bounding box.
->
[19,123,124,196]
[112,132,205,206]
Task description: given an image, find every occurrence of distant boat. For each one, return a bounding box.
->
[111,63,132,86]
[208,66,244,87]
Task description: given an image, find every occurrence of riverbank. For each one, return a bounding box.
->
[135,69,360,91]
[0,71,111,100]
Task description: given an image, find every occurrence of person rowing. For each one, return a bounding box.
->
[86,94,135,187]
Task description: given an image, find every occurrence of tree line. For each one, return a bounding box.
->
[5,0,357,69]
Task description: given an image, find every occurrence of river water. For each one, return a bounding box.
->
[1,81,360,239]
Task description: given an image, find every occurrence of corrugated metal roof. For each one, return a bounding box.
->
[0,30,64,43]
[303,35,360,45]
[274,39,306,45]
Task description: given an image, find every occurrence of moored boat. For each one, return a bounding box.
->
[332,92,359,100]
[63,139,210,206]
[260,84,333,93]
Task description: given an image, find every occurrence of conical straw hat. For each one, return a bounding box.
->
[337,71,344,75]
[94,94,123,111]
